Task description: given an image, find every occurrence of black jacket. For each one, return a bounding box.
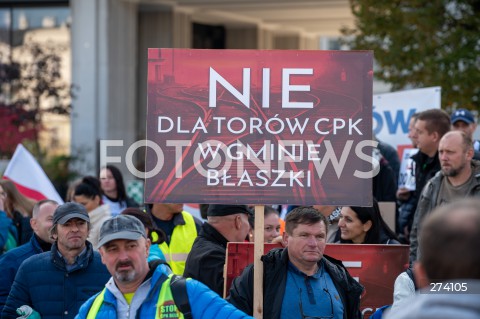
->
[411,151,441,201]
[399,151,441,233]
[183,222,228,296]
[228,248,364,319]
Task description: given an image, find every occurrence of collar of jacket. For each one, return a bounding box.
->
[262,248,364,295]
[99,259,172,318]
[200,222,229,248]
[138,260,171,312]
[50,240,94,272]
[172,212,186,226]
[30,234,44,254]
[150,211,186,227]
[468,160,480,180]
[412,150,439,166]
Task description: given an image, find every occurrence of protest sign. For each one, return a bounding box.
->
[398,148,419,190]
[145,49,373,206]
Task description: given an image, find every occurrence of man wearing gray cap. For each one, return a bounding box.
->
[77,214,253,319]
[1,202,110,319]
[184,204,252,296]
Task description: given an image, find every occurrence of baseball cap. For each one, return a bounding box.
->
[97,215,147,248]
[53,202,90,225]
[451,108,475,124]
[207,204,253,217]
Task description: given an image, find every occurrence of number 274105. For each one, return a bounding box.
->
[429,282,467,292]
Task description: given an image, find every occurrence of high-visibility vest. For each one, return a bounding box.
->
[86,274,184,319]
[158,211,197,275]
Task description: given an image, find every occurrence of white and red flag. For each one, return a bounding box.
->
[2,144,64,204]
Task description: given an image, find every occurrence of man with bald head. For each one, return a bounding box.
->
[184,204,252,296]
[0,199,58,313]
[410,130,480,261]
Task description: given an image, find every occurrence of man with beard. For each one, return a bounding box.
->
[409,131,480,262]
[77,215,253,319]
[401,109,450,245]
[1,202,110,319]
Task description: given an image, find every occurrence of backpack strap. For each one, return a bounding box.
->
[170,275,192,319]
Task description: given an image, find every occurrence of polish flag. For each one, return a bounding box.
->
[2,144,64,204]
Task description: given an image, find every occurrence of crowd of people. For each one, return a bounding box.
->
[0,107,479,318]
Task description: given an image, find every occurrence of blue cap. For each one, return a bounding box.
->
[451,108,475,124]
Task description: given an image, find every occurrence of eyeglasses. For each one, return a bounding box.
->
[298,288,334,319]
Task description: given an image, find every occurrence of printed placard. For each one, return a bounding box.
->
[398,148,418,190]
[145,49,373,205]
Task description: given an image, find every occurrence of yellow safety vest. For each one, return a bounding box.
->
[158,211,197,275]
[86,274,184,319]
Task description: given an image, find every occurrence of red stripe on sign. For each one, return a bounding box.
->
[2,177,47,201]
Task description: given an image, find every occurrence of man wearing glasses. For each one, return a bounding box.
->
[228,206,363,319]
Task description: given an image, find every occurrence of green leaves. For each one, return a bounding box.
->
[342,0,480,110]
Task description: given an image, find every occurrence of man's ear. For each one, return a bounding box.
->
[30,218,37,232]
[466,146,474,161]
[431,131,439,143]
[234,215,241,230]
[145,238,151,258]
[99,247,107,264]
[413,261,430,289]
[282,231,289,247]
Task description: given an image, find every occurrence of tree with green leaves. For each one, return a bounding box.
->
[341,0,479,110]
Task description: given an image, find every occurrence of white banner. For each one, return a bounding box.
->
[373,87,441,149]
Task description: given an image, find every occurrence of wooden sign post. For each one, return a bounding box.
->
[253,205,264,319]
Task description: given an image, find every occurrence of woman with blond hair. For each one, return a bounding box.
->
[0,180,36,246]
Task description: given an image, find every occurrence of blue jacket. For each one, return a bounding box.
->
[76,261,253,319]
[0,235,45,313]
[1,241,110,319]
